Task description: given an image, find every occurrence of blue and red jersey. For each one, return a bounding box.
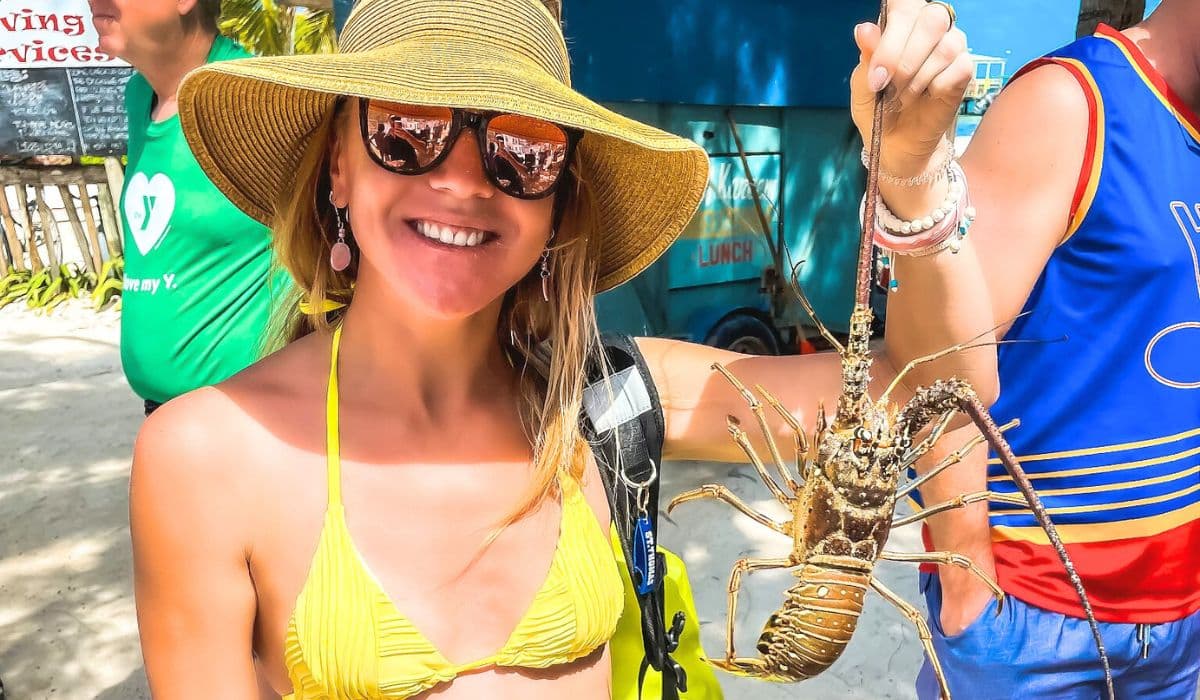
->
[979,25,1200,624]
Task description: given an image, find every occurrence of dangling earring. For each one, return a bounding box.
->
[540,230,555,302]
[539,249,552,302]
[329,192,352,272]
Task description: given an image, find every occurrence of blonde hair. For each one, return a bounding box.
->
[266,102,604,526]
[539,0,563,22]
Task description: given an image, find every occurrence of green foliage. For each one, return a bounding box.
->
[0,256,124,313]
[90,257,125,311]
[294,9,336,55]
[219,1,336,57]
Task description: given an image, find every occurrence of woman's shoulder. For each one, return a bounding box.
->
[133,332,332,495]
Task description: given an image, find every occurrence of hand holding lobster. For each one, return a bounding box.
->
[850,0,969,183]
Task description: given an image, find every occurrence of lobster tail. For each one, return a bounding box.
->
[757,565,870,680]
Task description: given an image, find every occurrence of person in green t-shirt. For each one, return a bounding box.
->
[91,0,285,414]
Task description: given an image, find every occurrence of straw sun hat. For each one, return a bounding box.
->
[178,0,710,292]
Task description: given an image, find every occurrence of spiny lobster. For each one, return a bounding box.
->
[666,3,1114,698]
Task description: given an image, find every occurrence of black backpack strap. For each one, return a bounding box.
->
[581,334,687,700]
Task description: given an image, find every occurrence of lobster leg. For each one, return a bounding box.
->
[892,490,1026,528]
[871,576,951,700]
[896,419,1018,498]
[726,417,795,505]
[719,556,796,663]
[897,379,1114,700]
[707,656,772,678]
[756,383,810,488]
[899,410,957,470]
[714,363,800,496]
[667,484,791,536]
[879,550,1005,610]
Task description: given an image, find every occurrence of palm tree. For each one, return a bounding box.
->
[219,0,336,56]
[1078,0,1146,36]
[293,8,336,54]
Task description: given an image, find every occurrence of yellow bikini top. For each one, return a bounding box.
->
[284,326,624,699]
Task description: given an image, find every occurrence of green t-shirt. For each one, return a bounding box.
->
[120,36,285,403]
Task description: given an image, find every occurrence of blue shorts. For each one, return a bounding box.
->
[916,572,1200,700]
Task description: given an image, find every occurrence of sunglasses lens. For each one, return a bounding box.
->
[485,115,570,197]
[364,101,455,172]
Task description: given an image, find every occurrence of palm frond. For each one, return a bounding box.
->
[220,0,335,56]
[295,9,337,55]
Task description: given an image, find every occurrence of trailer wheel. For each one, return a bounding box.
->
[705,314,781,356]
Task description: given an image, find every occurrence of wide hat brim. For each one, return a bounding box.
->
[178,38,709,292]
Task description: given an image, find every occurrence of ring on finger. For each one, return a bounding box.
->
[926,0,956,28]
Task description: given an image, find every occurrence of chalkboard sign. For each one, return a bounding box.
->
[0,66,131,157]
[68,67,130,154]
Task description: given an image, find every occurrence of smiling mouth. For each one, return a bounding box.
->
[410,219,495,248]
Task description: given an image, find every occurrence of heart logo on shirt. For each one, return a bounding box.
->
[123,172,176,256]
[1145,204,1200,389]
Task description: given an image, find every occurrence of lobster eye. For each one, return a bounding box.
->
[855,427,873,443]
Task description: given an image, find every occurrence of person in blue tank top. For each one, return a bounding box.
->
[911,1,1200,698]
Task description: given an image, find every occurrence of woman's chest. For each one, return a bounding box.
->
[247,447,611,694]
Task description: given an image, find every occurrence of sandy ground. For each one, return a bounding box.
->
[0,302,146,699]
[0,302,927,699]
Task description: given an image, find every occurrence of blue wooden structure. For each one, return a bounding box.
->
[573,0,1163,348]
[570,0,879,347]
[564,1,872,108]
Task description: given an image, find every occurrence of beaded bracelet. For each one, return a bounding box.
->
[862,161,976,292]
[876,162,964,236]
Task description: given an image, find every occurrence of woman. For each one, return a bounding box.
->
[131,0,983,697]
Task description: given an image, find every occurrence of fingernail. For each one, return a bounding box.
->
[869,66,890,92]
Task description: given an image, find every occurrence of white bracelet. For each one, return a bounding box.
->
[862,161,977,293]
[875,162,965,235]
